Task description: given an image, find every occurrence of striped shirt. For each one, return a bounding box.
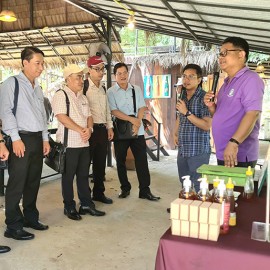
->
[178,86,211,157]
[85,79,113,128]
[51,86,91,148]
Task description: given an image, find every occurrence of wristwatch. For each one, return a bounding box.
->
[0,139,5,144]
[89,127,94,133]
[185,111,192,117]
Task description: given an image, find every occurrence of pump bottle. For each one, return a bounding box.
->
[196,178,211,202]
[179,175,196,199]
[211,177,220,202]
[213,179,230,234]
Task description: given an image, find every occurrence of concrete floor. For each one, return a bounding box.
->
[0,150,180,270]
[0,142,268,270]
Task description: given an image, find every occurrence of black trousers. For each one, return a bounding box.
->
[62,147,94,210]
[114,135,150,194]
[89,125,107,197]
[6,133,43,230]
[217,159,257,168]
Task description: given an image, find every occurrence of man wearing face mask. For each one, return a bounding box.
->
[174,64,212,192]
[204,37,264,168]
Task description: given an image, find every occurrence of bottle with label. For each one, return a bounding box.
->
[213,179,230,234]
[226,178,236,226]
[145,76,152,98]
[243,166,254,200]
[211,176,220,202]
[156,76,161,97]
[179,175,196,200]
[196,177,211,202]
[163,76,169,97]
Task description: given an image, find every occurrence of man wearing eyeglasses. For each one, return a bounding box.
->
[84,56,114,205]
[174,64,211,192]
[204,37,264,168]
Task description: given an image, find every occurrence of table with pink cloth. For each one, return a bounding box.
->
[155,188,270,270]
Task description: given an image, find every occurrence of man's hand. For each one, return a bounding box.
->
[223,142,239,167]
[129,117,141,128]
[176,100,188,115]
[173,133,178,146]
[80,128,91,143]
[107,128,114,141]
[0,143,9,161]
[132,124,139,136]
[43,141,50,156]
[204,91,215,108]
[12,140,25,158]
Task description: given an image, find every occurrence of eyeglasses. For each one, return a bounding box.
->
[116,71,128,76]
[218,49,243,57]
[91,67,105,73]
[181,74,198,80]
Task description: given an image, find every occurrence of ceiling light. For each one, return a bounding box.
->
[126,13,136,30]
[256,64,265,73]
[0,10,17,22]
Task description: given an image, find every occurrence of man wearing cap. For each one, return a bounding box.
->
[0,46,50,241]
[84,55,114,204]
[51,64,105,220]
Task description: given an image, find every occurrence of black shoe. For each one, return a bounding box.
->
[64,208,82,221]
[118,190,130,198]
[167,208,171,213]
[139,192,161,201]
[93,195,113,204]
[24,221,49,231]
[4,228,34,240]
[79,206,105,216]
[0,245,11,253]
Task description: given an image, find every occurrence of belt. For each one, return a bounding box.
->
[19,131,42,136]
[93,123,106,128]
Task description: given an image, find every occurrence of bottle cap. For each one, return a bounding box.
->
[182,175,191,191]
[246,166,253,176]
[198,178,208,195]
[213,176,220,188]
[226,177,234,189]
[217,179,226,197]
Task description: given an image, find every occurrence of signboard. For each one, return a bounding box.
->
[144,74,171,98]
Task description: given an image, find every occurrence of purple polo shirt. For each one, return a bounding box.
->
[212,67,264,162]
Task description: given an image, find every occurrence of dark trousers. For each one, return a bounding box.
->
[0,169,4,196]
[5,133,43,230]
[89,125,107,197]
[62,147,94,210]
[114,135,150,194]
[217,159,257,168]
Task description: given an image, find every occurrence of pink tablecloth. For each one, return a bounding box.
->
[155,188,270,270]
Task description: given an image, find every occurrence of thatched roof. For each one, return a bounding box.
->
[0,0,124,69]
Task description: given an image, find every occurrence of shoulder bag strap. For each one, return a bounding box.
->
[12,76,19,115]
[131,85,136,114]
[57,89,70,147]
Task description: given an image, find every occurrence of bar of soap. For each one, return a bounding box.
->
[209,203,222,225]
[170,198,185,220]
[189,200,202,222]
[180,200,193,221]
[190,221,199,238]
[199,202,212,224]
[208,224,220,241]
[199,223,209,240]
[180,220,190,237]
[171,219,181,236]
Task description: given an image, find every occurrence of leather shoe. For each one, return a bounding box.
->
[64,208,82,221]
[4,228,34,240]
[79,206,105,216]
[24,221,49,231]
[0,245,11,253]
[93,195,113,204]
[118,190,130,198]
[139,192,161,201]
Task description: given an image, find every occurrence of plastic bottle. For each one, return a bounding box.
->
[211,176,220,202]
[243,166,254,200]
[213,179,230,234]
[226,178,236,226]
[196,177,211,202]
[179,175,196,200]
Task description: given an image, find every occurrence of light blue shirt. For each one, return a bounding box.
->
[107,83,146,136]
[0,71,48,142]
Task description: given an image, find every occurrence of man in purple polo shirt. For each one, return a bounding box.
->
[204,37,264,167]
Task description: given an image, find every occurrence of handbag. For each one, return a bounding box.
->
[113,86,138,141]
[44,90,69,174]
[0,77,19,170]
